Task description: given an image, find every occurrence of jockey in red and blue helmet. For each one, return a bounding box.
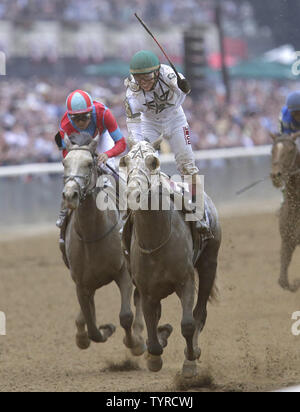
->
[56,89,126,161]
[66,89,94,114]
[55,89,127,228]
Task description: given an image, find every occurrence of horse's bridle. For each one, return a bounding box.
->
[63,147,98,203]
[63,146,120,243]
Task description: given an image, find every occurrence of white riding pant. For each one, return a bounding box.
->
[141,113,199,176]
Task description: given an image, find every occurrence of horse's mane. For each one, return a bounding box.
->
[69,132,93,147]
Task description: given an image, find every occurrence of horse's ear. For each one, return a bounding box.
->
[126,133,137,150]
[64,133,73,151]
[152,134,163,151]
[119,154,131,168]
[89,135,100,152]
[291,131,300,141]
[269,133,277,141]
[145,154,160,172]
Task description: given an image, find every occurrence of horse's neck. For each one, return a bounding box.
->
[286,174,300,204]
[134,209,172,250]
[74,193,110,237]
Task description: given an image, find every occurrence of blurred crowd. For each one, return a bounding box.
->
[0,76,297,166]
[0,0,253,28]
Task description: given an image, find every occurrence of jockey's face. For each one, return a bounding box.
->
[70,112,92,130]
[134,71,157,92]
[292,111,300,123]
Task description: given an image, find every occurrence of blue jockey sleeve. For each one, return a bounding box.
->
[109,127,123,142]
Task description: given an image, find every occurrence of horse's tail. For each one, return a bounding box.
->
[194,269,220,304]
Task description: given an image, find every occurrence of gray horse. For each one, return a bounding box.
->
[271,132,300,291]
[120,138,221,377]
[62,132,145,355]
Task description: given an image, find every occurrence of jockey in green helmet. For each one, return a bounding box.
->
[124,50,211,238]
[129,50,161,92]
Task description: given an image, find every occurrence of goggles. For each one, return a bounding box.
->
[70,113,92,122]
[133,72,156,84]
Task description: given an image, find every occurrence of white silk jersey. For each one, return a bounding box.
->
[124,64,198,176]
[125,64,187,125]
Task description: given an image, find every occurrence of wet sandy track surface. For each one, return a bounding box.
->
[0,212,300,392]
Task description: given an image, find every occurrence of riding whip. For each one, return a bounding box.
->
[105,163,127,184]
[134,13,181,81]
[236,175,270,196]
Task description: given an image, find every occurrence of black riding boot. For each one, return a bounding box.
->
[190,182,214,239]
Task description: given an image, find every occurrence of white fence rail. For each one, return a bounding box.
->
[0,145,272,177]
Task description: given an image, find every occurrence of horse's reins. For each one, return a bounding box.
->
[134,207,173,255]
[64,147,121,243]
[74,212,120,244]
[125,142,174,254]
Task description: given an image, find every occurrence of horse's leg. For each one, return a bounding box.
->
[76,286,115,343]
[133,287,144,337]
[193,243,219,360]
[177,270,197,377]
[131,288,146,356]
[75,309,91,350]
[115,267,145,356]
[142,296,164,372]
[279,238,296,291]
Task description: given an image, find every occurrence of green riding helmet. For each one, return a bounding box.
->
[130,50,160,75]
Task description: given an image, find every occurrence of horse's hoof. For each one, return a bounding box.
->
[130,339,147,357]
[158,324,173,348]
[76,333,91,350]
[278,278,291,291]
[182,359,198,378]
[99,323,116,338]
[145,352,163,372]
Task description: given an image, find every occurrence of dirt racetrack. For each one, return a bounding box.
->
[0,211,300,392]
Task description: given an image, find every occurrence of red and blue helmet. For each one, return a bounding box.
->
[66,89,93,115]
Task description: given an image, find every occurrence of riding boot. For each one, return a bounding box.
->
[56,207,68,229]
[190,180,214,240]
